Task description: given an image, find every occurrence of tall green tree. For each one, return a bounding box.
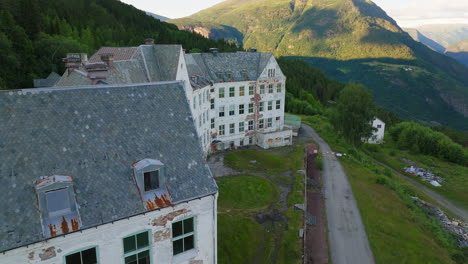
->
[333,84,376,146]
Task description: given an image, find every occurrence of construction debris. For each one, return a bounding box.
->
[412,197,468,247]
[404,166,444,186]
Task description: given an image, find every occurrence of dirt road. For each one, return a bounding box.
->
[301,124,375,264]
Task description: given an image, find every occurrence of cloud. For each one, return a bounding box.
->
[374,0,468,27]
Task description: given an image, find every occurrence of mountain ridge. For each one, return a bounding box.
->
[170,0,468,130]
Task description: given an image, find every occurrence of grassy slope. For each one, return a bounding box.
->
[301,114,465,263]
[170,0,468,130]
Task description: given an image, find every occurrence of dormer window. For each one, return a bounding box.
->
[241,71,248,79]
[46,188,71,217]
[35,175,81,238]
[132,159,172,210]
[226,72,233,79]
[144,170,160,191]
[217,72,223,79]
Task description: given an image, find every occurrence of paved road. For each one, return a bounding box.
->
[371,158,468,222]
[301,124,375,264]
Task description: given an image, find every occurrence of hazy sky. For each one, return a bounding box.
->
[120,0,468,28]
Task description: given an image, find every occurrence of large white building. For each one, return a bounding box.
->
[53,40,292,155]
[0,82,218,264]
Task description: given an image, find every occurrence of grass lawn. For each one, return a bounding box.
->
[224,150,294,174]
[217,175,278,210]
[218,213,273,264]
[217,145,305,264]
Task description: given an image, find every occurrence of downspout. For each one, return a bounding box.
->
[212,193,218,264]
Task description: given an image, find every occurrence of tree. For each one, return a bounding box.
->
[333,83,376,146]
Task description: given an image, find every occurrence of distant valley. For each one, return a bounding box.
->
[170,0,468,130]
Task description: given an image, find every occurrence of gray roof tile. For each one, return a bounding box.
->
[0,82,217,252]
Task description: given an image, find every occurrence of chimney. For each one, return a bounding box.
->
[145,38,155,45]
[209,48,218,56]
[85,62,109,85]
[63,56,82,75]
[100,53,114,68]
[248,47,257,52]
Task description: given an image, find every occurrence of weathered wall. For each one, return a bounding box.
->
[2,195,217,264]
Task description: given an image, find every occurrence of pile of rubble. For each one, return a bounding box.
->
[412,197,468,247]
[404,166,444,186]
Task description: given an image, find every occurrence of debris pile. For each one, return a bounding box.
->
[404,166,444,186]
[412,197,468,247]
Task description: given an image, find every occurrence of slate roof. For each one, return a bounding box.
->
[0,82,217,252]
[184,52,273,83]
[33,72,61,88]
[56,45,182,87]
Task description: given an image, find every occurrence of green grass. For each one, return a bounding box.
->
[224,150,291,174]
[216,175,279,210]
[218,213,273,264]
[365,140,468,210]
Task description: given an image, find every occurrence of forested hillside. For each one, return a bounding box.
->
[170,0,468,130]
[0,0,239,89]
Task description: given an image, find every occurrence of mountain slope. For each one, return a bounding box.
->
[445,39,468,66]
[403,28,445,53]
[414,24,468,48]
[170,0,468,130]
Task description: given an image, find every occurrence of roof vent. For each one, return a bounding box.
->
[209,48,218,56]
[145,38,155,45]
[248,47,257,52]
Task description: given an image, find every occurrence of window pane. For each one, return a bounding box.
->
[183,218,194,234]
[137,232,149,249]
[125,255,137,264]
[124,235,136,253]
[137,250,150,264]
[65,252,81,264]
[172,221,183,237]
[173,239,183,255]
[184,235,194,251]
[81,248,97,264]
[46,189,70,214]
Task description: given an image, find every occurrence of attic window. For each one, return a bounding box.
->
[144,171,160,191]
[46,189,71,217]
[226,72,233,79]
[241,71,248,79]
[217,73,223,79]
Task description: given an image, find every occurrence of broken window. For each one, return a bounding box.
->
[65,247,97,264]
[229,87,235,97]
[172,217,195,255]
[239,86,245,96]
[123,231,150,264]
[219,87,225,98]
[144,171,159,192]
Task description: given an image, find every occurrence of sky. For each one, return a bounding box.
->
[120,0,468,28]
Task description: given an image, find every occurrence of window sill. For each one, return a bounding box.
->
[172,248,197,263]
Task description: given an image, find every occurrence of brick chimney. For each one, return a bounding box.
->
[85,62,109,85]
[145,38,155,45]
[100,53,114,68]
[63,53,88,75]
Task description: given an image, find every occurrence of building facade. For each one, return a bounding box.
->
[0,83,218,264]
[366,118,386,144]
[53,42,292,155]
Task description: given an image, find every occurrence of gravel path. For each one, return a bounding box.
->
[301,124,375,264]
